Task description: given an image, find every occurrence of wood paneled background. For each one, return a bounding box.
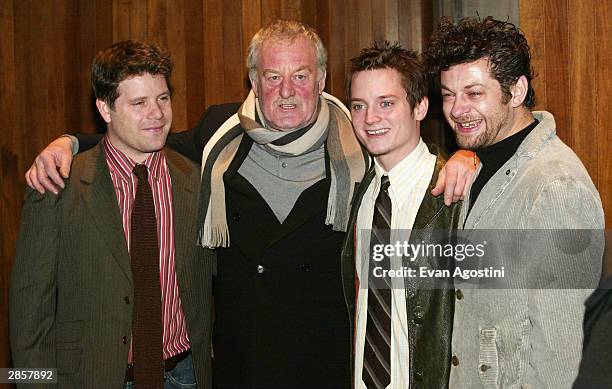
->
[1,0,610,381]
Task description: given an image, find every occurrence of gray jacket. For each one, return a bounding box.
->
[449,111,605,389]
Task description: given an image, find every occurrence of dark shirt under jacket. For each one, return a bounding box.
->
[468,119,539,214]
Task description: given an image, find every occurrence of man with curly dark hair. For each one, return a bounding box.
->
[425,16,604,389]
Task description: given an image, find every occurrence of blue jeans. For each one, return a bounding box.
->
[123,353,197,389]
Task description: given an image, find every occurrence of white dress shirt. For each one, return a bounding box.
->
[354,139,436,389]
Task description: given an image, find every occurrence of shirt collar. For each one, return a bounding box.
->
[373,138,433,205]
[103,135,163,182]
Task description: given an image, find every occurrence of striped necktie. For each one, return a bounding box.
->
[363,175,392,388]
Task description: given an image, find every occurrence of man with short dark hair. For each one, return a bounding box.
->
[343,41,460,389]
[425,16,604,388]
[10,40,213,389]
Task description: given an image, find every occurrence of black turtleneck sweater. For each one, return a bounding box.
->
[468,119,539,215]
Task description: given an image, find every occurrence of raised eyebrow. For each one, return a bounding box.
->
[464,83,485,89]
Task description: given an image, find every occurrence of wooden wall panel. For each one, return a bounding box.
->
[0,0,17,376]
[568,0,597,179]
[596,0,612,228]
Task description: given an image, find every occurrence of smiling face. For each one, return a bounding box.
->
[96,73,171,162]
[250,36,325,132]
[440,58,524,150]
[350,68,428,171]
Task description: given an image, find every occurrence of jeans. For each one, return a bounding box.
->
[123,353,197,389]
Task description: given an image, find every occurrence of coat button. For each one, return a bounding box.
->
[257,265,265,274]
[456,289,463,300]
[413,306,424,324]
[452,355,460,366]
[281,162,288,168]
[122,336,128,344]
[506,169,511,175]
[124,296,130,305]
[414,371,423,381]
[301,263,312,272]
[480,364,490,372]
[232,212,241,222]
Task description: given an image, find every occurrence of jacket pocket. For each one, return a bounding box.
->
[478,327,500,389]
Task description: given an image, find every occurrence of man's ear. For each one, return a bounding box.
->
[414,96,429,121]
[250,76,259,98]
[317,70,327,95]
[510,75,528,108]
[95,99,112,124]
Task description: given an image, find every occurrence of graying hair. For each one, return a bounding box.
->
[247,19,328,82]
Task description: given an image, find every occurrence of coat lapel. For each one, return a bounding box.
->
[165,148,198,285]
[413,147,447,230]
[79,144,133,284]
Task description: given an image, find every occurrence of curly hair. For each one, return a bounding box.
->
[247,19,327,82]
[92,40,172,109]
[424,16,535,108]
[348,41,428,109]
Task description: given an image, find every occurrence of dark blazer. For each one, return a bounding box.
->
[341,144,461,389]
[9,144,214,389]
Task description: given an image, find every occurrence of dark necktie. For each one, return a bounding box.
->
[363,175,392,389]
[130,164,164,387]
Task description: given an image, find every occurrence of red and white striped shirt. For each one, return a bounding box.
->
[103,136,190,362]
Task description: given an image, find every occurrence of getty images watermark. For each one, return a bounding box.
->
[370,239,504,280]
[360,229,605,290]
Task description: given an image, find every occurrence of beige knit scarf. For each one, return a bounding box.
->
[198,90,367,248]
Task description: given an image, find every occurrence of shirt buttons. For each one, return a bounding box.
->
[452,355,460,366]
[257,265,265,274]
[124,296,130,305]
[456,289,463,300]
[122,336,128,344]
[281,162,288,168]
[480,364,490,372]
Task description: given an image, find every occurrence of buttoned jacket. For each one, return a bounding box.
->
[449,111,605,389]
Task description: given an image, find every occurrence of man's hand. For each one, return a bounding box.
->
[432,150,479,206]
[25,136,74,194]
